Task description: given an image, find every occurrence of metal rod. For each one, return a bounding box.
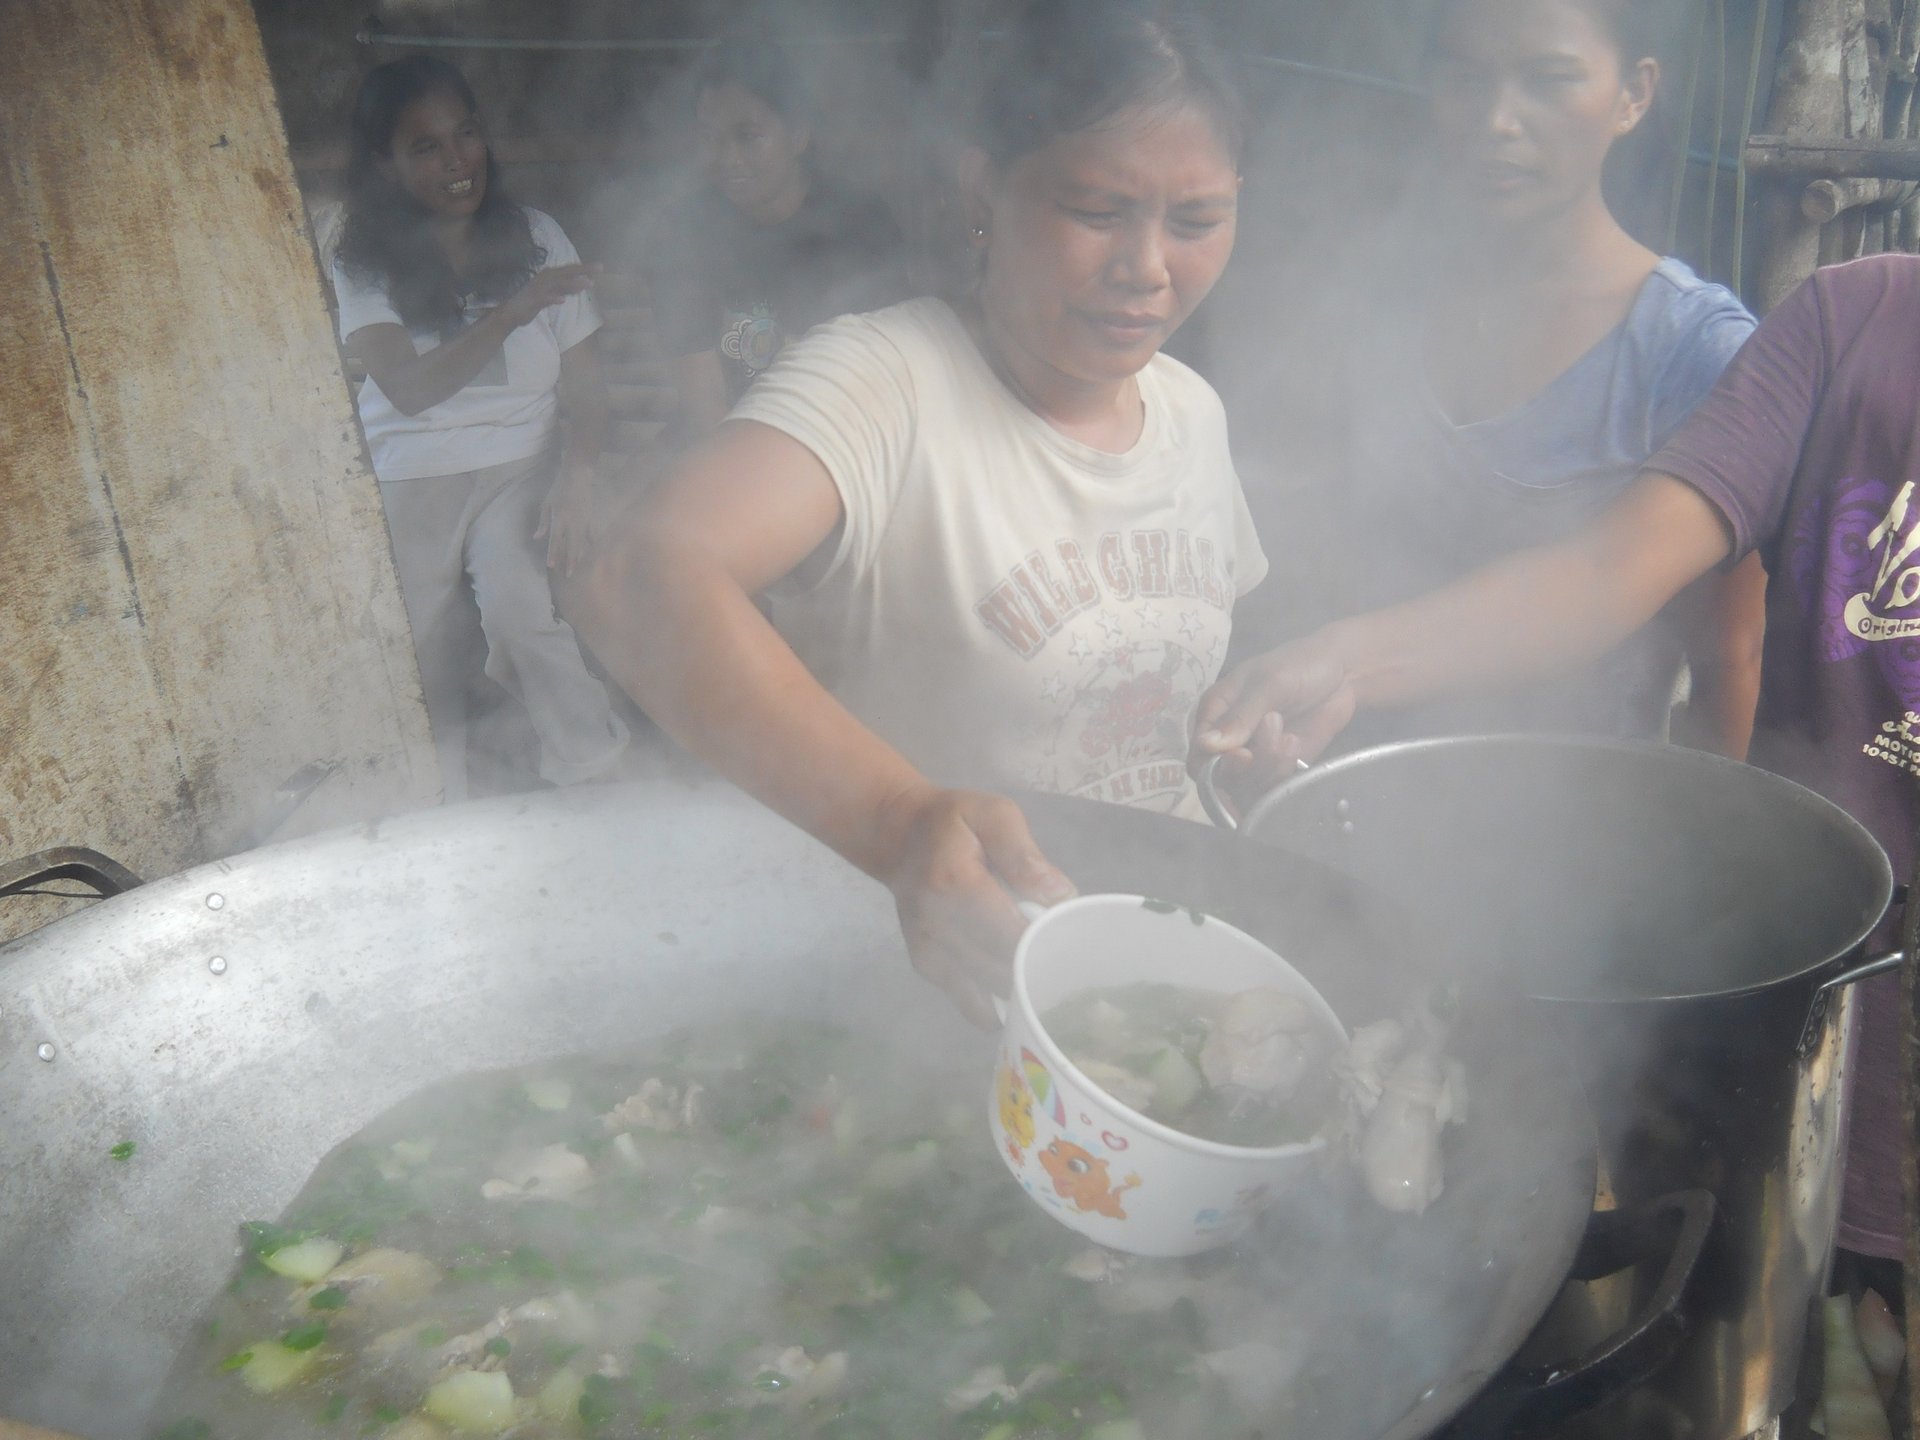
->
[1730,0,1771,296]
[1668,0,1712,250]
[353,29,890,52]
[1245,54,1427,98]
[353,24,1432,103]
[1744,134,1920,178]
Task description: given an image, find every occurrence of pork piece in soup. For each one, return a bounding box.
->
[1040,984,1340,1147]
[151,1017,1355,1440]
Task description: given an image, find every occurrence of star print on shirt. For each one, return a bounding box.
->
[1139,604,1164,628]
[1041,674,1069,704]
[1098,613,1127,646]
[1179,610,1203,639]
[1067,632,1093,662]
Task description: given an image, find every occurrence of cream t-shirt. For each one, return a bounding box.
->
[734,297,1268,818]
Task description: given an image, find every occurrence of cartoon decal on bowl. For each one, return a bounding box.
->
[1192,1183,1276,1234]
[996,1045,1145,1222]
[995,1061,1035,1164]
[991,893,1345,1257]
[1039,1137,1141,1219]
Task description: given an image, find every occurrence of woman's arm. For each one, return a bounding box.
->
[1193,470,1740,778]
[1670,551,1767,758]
[570,421,1072,1023]
[540,334,611,574]
[343,264,598,417]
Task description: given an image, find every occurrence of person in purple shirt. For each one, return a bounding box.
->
[1193,251,1920,1280]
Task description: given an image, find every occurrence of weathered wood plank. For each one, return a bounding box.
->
[0,0,438,942]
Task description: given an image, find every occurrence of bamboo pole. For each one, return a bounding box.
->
[1747,135,1920,176]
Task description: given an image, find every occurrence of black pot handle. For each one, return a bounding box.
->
[0,847,144,902]
[1797,949,1908,1056]
[1442,1188,1716,1440]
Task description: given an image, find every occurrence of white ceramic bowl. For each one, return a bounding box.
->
[988,892,1346,1257]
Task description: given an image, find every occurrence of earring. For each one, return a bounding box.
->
[970,224,988,243]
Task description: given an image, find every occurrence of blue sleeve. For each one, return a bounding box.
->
[1647,288,1758,448]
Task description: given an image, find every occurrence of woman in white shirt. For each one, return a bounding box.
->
[334,56,628,799]
[575,1,1261,1023]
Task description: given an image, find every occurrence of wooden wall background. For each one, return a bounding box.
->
[0,0,438,943]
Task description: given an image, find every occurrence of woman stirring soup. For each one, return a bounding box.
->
[576,0,1263,1024]
[1316,0,1762,755]
[333,57,629,799]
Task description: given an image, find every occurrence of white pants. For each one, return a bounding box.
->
[379,452,629,801]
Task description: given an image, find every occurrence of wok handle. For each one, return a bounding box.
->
[1194,753,1310,833]
[1797,949,1908,1057]
[1196,754,1240,831]
[0,847,143,902]
[1443,1188,1716,1440]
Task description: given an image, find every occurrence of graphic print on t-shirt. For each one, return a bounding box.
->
[1784,474,1920,777]
[973,528,1233,809]
[720,303,784,379]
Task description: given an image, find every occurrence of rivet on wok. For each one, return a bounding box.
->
[1340,820,1355,835]
[35,1042,55,1063]
[1335,798,1352,817]
[208,956,229,975]
[205,893,225,910]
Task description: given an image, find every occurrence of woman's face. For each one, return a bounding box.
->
[973,102,1240,392]
[696,82,810,223]
[1428,0,1654,227]
[381,90,489,222]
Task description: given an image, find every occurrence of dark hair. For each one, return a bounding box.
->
[975,0,1248,170]
[1566,0,1669,62]
[336,56,545,335]
[694,34,815,129]
[1429,0,1671,66]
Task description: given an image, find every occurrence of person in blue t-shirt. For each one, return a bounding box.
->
[1327,0,1763,754]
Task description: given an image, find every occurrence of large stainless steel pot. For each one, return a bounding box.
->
[1203,734,1900,1440]
[1,779,1689,1440]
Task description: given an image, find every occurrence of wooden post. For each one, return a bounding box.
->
[0,0,438,937]
[1752,0,1860,308]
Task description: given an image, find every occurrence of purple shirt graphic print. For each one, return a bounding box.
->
[1649,254,1920,1259]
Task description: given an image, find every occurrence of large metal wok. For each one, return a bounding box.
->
[0,780,1692,1440]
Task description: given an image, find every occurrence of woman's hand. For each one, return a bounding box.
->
[1188,633,1357,800]
[502,263,601,329]
[537,459,598,575]
[874,786,1077,1029]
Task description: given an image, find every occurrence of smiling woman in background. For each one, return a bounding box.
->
[1307,0,1763,758]
[646,34,910,437]
[333,56,629,799]
[576,0,1263,1023]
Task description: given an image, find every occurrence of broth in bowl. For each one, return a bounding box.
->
[1040,983,1340,1148]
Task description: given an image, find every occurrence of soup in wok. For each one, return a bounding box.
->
[148,1016,1389,1440]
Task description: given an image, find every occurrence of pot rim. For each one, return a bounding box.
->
[1242,733,1898,1006]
